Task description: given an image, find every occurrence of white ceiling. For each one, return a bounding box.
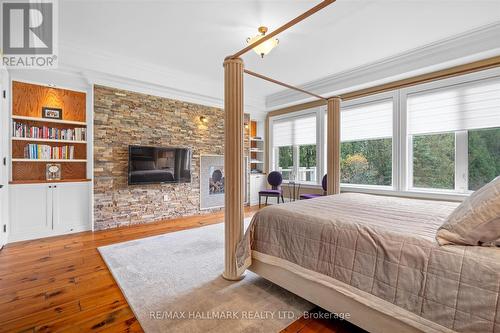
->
[58,0,500,110]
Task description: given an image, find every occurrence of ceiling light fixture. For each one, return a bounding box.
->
[246,26,279,58]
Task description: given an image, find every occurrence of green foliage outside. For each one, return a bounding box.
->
[341,139,392,185]
[278,145,317,181]
[299,145,316,168]
[278,145,317,169]
[278,127,499,189]
[413,133,455,189]
[468,128,500,190]
[278,146,293,169]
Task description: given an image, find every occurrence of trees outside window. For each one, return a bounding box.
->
[278,146,293,180]
[468,127,500,190]
[340,139,392,186]
[412,133,455,189]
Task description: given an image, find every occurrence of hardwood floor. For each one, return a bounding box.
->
[281,308,366,333]
[0,207,359,333]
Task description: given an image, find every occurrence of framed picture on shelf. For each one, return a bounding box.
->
[42,107,62,120]
[46,164,61,180]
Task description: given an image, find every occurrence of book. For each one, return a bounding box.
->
[24,144,76,160]
[12,121,86,141]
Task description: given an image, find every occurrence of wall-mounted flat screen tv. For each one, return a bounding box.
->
[128,145,192,185]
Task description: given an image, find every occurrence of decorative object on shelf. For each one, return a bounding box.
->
[46,163,61,180]
[246,26,279,58]
[42,107,62,120]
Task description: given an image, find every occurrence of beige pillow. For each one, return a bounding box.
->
[436,176,500,246]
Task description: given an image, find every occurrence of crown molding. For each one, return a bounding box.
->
[55,43,267,118]
[266,21,500,110]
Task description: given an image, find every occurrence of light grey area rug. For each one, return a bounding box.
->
[98,219,312,333]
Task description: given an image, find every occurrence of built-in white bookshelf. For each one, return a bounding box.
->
[10,81,88,183]
[12,115,87,126]
[250,120,265,173]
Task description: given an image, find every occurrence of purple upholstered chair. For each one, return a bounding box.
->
[300,174,327,200]
[259,171,285,207]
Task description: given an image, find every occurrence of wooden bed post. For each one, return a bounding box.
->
[223,57,245,281]
[326,97,341,195]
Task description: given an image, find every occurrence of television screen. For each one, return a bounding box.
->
[128,145,192,185]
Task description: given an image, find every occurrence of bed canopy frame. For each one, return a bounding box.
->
[223,0,338,281]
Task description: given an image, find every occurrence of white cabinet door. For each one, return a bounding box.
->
[52,182,90,233]
[10,184,51,241]
[250,174,267,205]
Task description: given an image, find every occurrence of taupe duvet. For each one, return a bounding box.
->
[236,193,500,333]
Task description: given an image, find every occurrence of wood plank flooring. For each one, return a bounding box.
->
[0,207,360,333]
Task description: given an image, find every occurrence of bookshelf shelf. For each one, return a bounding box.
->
[9,179,91,185]
[12,137,87,144]
[12,115,86,126]
[12,158,87,163]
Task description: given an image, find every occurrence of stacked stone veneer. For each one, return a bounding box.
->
[93,85,226,230]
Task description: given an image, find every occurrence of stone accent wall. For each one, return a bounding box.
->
[93,85,225,230]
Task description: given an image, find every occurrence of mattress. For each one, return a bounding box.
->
[236,193,500,333]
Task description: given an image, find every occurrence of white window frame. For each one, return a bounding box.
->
[337,91,397,190]
[269,107,322,185]
[401,66,500,197]
[268,67,500,201]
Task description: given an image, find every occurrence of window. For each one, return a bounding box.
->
[272,113,318,183]
[338,99,393,186]
[269,68,500,198]
[407,76,500,192]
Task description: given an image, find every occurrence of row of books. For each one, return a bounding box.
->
[24,144,75,160]
[12,121,86,141]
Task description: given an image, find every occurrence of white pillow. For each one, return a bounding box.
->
[436,176,500,246]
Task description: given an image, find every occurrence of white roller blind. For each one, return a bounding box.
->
[408,76,500,135]
[341,99,393,141]
[273,114,317,147]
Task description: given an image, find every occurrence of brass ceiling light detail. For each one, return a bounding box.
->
[246,26,279,58]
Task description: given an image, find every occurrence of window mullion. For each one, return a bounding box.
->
[317,108,324,184]
[399,89,409,191]
[293,145,299,181]
[455,130,468,193]
[392,91,400,191]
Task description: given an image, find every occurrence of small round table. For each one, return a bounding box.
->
[287,181,301,202]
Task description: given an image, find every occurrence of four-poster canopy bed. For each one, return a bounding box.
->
[222,1,500,333]
[223,0,340,282]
